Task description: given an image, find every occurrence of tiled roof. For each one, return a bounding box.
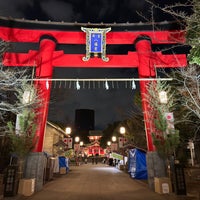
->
[0,16,184,31]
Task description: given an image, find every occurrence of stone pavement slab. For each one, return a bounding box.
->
[3,164,199,200]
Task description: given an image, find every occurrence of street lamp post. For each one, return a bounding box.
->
[107,141,111,153]
[107,141,111,147]
[79,141,83,155]
[111,136,117,152]
[74,136,80,165]
[79,141,84,164]
[64,127,72,149]
[119,126,126,147]
[74,136,80,152]
[119,126,126,169]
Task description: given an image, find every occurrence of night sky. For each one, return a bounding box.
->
[0,0,170,23]
[0,0,190,129]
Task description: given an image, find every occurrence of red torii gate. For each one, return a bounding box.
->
[0,18,187,152]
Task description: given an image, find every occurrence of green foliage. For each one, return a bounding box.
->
[187,46,200,65]
[100,121,121,148]
[154,109,168,132]
[133,91,142,109]
[152,110,180,159]
[152,130,180,159]
[120,118,147,149]
[146,81,180,159]
[186,0,200,64]
[65,149,74,159]
[100,116,147,150]
[7,109,38,158]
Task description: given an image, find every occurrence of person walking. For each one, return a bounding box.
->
[95,153,99,164]
[84,154,88,164]
[91,154,94,164]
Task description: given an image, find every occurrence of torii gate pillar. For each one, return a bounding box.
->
[135,36,156,151]
[34,35,56,152]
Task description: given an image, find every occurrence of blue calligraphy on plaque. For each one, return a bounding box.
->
[89,33,102,53]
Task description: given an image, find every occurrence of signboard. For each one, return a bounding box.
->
[118,137,127,148]
[111,152,123,160]
[90,32,102,53]
[63,137,73,149]
[81,27,111,62]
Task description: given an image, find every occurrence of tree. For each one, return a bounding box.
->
[144,0,199,123]
[0,41,42,173]
[145,80,180,160]
[144,0,200,163]
[165,65,200,129]
[119,116,147,150]
[6,98,38,159]
[100,121,121,149]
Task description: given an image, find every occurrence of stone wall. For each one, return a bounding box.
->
[146,151,166,190]
[24,152,47,192]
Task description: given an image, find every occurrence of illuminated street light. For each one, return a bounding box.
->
[119,126,126,147]
[111,136,118,151]
[75,136,80,143]
[119,126,126,168]
[119,126,126,135]
[80,141,83,146]
[65,127,72,135]
[107,141,111,146]
[112,136,117,142]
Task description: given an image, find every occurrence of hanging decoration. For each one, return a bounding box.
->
[25,77,172,90]
[105,80,109,90]
[45,79,49,90]
[81,27,111,62]
[76,79,80,90]
[132,79,136,90]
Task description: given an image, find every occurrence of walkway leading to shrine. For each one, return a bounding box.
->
[8,163,192,200]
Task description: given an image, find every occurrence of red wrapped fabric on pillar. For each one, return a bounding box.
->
[135,36,156,151]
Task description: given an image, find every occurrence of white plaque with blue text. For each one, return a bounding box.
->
[81,27,111,62]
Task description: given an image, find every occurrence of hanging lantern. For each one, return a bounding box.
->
[159,90,168,104]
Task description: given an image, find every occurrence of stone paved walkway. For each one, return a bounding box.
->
[4,163,199,200]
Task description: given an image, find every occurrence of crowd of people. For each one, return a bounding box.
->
[73,153,120,167]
